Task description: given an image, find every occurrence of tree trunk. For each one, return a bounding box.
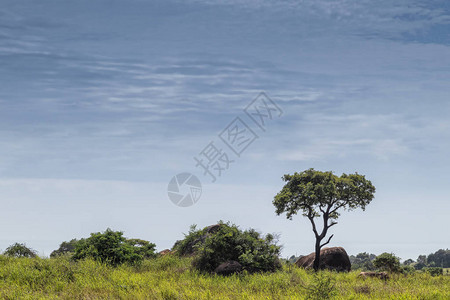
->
[313,239,321,271]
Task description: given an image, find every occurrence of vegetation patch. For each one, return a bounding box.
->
[173,222,282,274]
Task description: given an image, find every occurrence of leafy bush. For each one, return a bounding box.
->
[3,243,37,258]
[172,224,205,256]
[350,252,376,270]
[373,253,401,273]
[401,265,416,274]
[72,228,156,266]
[303,272,337,300]
[125,238,158,259]
[176,222,281,273]
[414,255,428,270]
[427,249,450,268]
[423,267,443,276]
[50,239,81,258]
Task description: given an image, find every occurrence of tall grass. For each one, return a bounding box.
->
[0,255,448,299]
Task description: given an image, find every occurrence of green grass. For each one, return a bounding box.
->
[0,255,448,299]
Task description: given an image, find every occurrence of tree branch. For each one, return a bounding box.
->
[307,208,319,237]
[319,212,329,239]
[319,206,325,214]
[329,221,338,228]
[326,202,333,214]
[330,202,347,215]
[308,215,319,238]
[320,234,334,248]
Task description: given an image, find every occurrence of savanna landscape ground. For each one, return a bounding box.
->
[1,255,448,300]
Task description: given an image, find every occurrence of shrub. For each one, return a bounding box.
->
[3,243,37,258]
[303,272,337,300]
[350,252,376,271]
[176,221,281,273]
[401,264,416,274]
[50,239,81,258]
[423,267,443,276]
[374,252,401,273]
[72,228,156,266]
[172,224,205,256]
[125,238,158,259]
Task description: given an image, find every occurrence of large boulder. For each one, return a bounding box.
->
[214,260,242,276]
[158,249,172,256]
[295,247,351,272]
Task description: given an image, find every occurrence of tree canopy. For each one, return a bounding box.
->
[374,253,401,273]
[4,243,37,258]
[350,252,376,270]
[273,168,375,271]
[50,239,80,258]
[72,228,156,266]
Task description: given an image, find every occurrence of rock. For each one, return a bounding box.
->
[358,271,389,280]
[214,261,242,275]
[295,247,351,272]
[159,249,172,256]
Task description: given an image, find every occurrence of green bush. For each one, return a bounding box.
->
[176,221,281,273]
[303,272,337,300]
[50,239,81,258]
[72,228,156,266]
[350,252,376,271]
[401,264,416,274]
[374,253,401,273]
[125,238,158,259]
[172,224,205,256]
[423,267,443,276]
[3,243,37,258]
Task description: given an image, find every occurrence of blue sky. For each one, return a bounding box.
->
[0,0,449,260]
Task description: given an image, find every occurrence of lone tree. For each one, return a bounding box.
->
[273,168,375,271]
[373,253,401,273]
[4,243,37,258]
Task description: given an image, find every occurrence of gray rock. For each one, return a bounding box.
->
[215,260,242,275]
[295,247,351,272]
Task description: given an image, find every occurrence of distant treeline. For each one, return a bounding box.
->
[349,250,450,270]
[288,249,450,270]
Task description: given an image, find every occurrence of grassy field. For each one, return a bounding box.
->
[0,255,449,299]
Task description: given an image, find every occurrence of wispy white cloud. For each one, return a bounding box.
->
[184,0,450,41]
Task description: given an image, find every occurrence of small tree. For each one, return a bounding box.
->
[415,255,427,270]
[125,238,158,259]
[4,243,37,258]
[273,168,375,271]
[351,252,376,270]
[50,239,81,258]
[427,249,450,268]
[72,228,156,266]
[373,253,401,273]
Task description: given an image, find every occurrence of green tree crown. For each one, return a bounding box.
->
[72,228,156,266]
